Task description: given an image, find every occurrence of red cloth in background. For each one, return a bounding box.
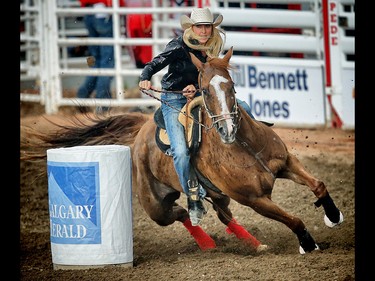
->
[125,0,153,67]
[126,14,153,67]
[79,0,126,6]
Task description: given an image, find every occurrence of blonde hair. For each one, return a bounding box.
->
[182,26,226,58]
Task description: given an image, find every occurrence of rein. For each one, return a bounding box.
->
[141,77,268,178]
[201,87,240,128]
[140,65,241,132]
[140,87,215,131]
[197,71,241,131]
[235,135,276,179]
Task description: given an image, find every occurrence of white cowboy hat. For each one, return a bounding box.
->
[180,8,223,30]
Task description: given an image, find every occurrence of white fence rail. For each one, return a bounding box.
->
[20,0,354,128]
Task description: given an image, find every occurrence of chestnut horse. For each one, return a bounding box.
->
[21,47,343,254]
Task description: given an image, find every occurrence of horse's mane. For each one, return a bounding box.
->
[208,56,233,72]
[21,112,151,161]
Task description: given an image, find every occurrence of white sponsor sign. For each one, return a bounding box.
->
[230,56,326,127]
[332,68,355,129]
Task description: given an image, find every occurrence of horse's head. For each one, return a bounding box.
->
[190,47,240,144]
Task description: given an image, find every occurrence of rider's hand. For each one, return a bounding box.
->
[139,80,151,90]
[183,84,196,100]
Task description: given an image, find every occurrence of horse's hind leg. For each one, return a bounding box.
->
[281,153,344,227]
[210,195,267,252]
[248,195,319,254]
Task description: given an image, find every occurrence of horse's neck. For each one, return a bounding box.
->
[237,107,269,146]
[198,108,274,169]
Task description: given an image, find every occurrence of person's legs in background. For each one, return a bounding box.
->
[77,76,97,99]
[95,75,113,113]
[77,15,99,100]
[95,43,114,113]
[94,16,114,113]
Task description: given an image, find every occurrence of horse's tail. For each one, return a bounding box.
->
[21,112,151,161]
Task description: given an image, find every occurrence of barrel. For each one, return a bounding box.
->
[46,145,133,270]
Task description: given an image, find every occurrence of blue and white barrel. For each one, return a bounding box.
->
[46,145,133,269]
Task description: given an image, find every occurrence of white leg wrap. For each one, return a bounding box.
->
[324,211,344,228]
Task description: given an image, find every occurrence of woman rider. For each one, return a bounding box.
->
[139,7,255,226]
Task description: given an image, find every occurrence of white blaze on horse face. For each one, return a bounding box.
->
[210,75,235,136]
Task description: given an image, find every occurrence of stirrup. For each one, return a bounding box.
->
[188,198,206,226]
[187,179,200,201]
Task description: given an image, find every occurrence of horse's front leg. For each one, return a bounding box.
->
[135,174,216,251]
[280,153,344,227]
[248,195,319,254]
[210,194,268,253]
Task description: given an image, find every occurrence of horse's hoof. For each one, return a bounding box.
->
[299,244,319,255]
[324,211,344,228]
[256,244,269,253]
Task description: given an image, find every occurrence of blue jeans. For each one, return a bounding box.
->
[161,93,254,195]
[77,14,114,110]
[161,93,192,195]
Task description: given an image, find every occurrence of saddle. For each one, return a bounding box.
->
[154,96,203,156]
[153,96,272,196]
[154,96,224,195]
[154,95,273,154]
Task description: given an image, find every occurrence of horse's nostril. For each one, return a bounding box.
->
[218,126,225,135]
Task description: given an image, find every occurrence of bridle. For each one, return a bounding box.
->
[139,69,241,132]
[198,70,241,133]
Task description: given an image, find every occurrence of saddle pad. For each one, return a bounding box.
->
[155,106,202,156]
[154,96,203,149]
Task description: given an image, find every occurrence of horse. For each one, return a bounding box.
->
[21,47,343,255]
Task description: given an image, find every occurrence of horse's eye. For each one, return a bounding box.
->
[202,89,209,95]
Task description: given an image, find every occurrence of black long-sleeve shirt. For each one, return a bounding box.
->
[140,35,207,91]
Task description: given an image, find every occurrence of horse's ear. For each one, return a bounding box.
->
[190,52,204,71]
[223,47,234,63]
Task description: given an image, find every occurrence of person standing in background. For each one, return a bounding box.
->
[77,0,125,113]
[125,0,153,69]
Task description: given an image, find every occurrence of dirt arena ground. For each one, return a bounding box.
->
[20,102,355,280]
